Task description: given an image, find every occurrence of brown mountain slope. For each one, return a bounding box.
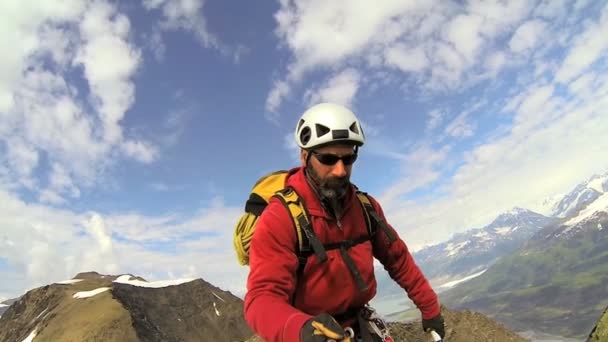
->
[246,306,530,342]
[4,271,574,342]
[0,272,252,342]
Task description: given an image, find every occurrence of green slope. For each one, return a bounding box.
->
[587,305,608,341]
[441,215,608,339]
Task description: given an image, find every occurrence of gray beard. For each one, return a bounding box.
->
[305,163,350,219]
[305,163,350,200]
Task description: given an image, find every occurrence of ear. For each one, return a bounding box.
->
[300,149,308,167]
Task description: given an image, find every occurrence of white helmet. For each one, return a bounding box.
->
[294,103,365,149]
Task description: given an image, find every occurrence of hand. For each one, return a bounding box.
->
[422,313,445,339]
[300,313,351,342]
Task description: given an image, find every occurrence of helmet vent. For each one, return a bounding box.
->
[300,127,312,145]
[332,129,349,139]
[297,119,305,132]
[315,124,330,138]
[349,122,359,134]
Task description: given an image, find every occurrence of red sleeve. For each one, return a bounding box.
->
[244,197,313,342]
[368,195,441,320]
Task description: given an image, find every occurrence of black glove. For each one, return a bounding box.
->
[300,313,351,342]
[422,313,445,339]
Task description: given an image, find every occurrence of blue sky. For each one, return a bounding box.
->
[1,0,608,300]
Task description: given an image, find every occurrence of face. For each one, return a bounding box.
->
[300,144,357,199]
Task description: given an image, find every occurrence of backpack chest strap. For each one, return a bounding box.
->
[275,187,378,294]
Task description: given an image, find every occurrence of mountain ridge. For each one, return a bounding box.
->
[0,271,539,342]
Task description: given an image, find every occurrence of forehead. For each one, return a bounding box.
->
[314,143,356,154]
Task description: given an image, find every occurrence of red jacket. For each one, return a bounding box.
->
[244,167,439,342]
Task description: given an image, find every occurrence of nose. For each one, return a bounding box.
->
[331,160,347,177]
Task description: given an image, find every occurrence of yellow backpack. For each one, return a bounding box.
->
[233,170,396,291]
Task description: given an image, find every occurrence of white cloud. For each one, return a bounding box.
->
[0,1,85,113]
[0,1,159,202]
[555,7,608,83]
[0,188,249,299]
[75,1,141,144]
[484,51,507,76]
[509,19,547,54]
[143,0,218,48]
[85,213,113,253]
[533,0,569,20]
[267,0,436,112]
[367,4,608,250]
[141,0,247,62]
[265,80,290,119]
[39,163,81,204]
[443,14,484,64]
[122,140,160,163]
[378,143,450,209]
[444,111,475,139]
[426,109,444,131]
[266,0,541,113]
[146,28,166,61]
[385,44,429,73]
[305,68,360,107]
[4,137,39,189]
[382,67,608,251]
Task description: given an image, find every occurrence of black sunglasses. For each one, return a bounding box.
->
[311,151,358,166]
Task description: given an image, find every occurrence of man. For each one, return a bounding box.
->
[244,103,444,342]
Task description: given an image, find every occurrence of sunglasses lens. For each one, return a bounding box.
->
[342,154,357,165]
[316,154,340,165]
[314,152,357,166]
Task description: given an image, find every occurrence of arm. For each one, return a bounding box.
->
[368,195,440,320]
[244,198,313,342]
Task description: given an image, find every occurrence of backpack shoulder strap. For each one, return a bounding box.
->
[355,191,397,243]
[273,187,328,267]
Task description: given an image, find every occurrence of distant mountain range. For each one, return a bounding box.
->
[0,297,18,317]
[438,171,608,339]
[374,171,608,339]
[375,206,558,302]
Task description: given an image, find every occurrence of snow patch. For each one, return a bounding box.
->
[555,188,595,218]
[565,192,608,226]
[213,301,220,316]
[494,226,513,236]
[73,287,110,299]
[531,192,564,216]
[113,275,195,288]
[444,241,470,257]
[22,329,37,342]
[599,223,604,231]
[211,292,226,303]
[438,269,487,289]
[34,308,48,320]
[588,176,608,194]
[0,303,7,308]
[472,231,490,241]
[55,279,84,285]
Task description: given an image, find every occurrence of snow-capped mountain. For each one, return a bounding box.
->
[374,207,556,306]
[441,180,608,340]
[551,172,608,218]
[411,207,556,283]
[524,172,608,243]
[374,170,608,313]
[528,193,608,247]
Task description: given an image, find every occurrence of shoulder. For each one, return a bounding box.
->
[253,195,297,247]
[355,189,386,215]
